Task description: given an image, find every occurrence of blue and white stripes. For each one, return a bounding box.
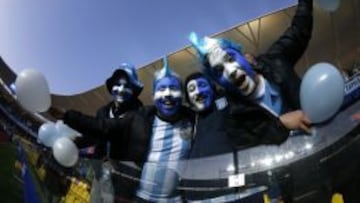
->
[137,116,192,202]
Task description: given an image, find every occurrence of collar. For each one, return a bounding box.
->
[252,76,280,100]
[251,75,266,99]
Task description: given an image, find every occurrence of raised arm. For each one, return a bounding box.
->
[266,0,313,65]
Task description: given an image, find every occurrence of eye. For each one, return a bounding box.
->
[157,86,166,91]
[187,84,195,92]
[212,65,224,75]
[224,54,235,63]
[169,86,178,91]
[198,81,207,88]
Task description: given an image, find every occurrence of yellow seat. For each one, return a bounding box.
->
[332,193,344,203]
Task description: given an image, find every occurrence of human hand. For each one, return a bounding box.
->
[279,110,312,134]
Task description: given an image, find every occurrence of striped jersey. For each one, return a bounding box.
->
[136,116,193,202]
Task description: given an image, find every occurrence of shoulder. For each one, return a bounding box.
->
[134,105,156,118]
[180,106,195,120]
[96,102,113,114]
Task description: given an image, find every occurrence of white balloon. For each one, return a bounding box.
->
[52,137,79,167]
[315,0,340,12]
[10,83,16,94]
[300,62,345,123]
[55,120,81,140]
[15,69,51,112]
[38,122,57,147]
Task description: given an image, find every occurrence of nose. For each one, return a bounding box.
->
[118,85,125,93]
[229,70,237,80]
[225,65,238,79]
[164,88,171,96]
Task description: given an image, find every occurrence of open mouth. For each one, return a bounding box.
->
[232,74,246,88]
[163,99,176,108]
[195,94,206,103]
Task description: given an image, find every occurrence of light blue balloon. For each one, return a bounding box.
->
[55,120,81,140]
[300,62,345,123]
[52,137,79,167]
[38,122,57,147]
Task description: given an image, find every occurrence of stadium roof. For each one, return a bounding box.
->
[1,0,359,118]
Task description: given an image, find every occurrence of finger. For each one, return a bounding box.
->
[299,122,312,134]
[302,115,311,125]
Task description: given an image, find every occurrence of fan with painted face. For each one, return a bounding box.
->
[106,63,144,104]
[111,74,134,103]
[185,73,215,112]
[189,32,258,97]
[153,58,182,117]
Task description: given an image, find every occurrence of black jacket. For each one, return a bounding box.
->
[95,99,142,159]
[189,104,232,159]
[184,96,289,200]
[255,0,313,112]
[74,98,142,159]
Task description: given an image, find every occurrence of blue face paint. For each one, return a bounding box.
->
[154,76,182,117]
[186,77,214,112]
[224,48,255,79]
[207,47,257,96]
[189,32,257,96]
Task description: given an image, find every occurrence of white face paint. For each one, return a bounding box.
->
[207,47,257,96]
[186,78,214,112]
[153,87,182,102]
[111,78,133,103]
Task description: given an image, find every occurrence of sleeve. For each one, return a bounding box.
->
[266,0,313,65]
[73,105,108,148]
[96,104,108,118]
[225,102,290,148]
[63,110,129,140]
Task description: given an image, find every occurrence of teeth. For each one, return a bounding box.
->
[164,100,173,105]
[195,95,205,102]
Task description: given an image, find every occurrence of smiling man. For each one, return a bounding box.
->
[153,65,183,119]
[186,73,215,112]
